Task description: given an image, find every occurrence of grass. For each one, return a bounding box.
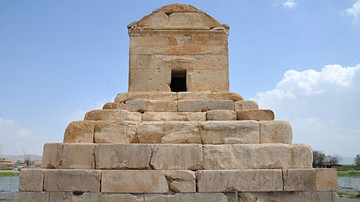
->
[0,172,19,176]
[338,191,360,199]
[337,171,360,177]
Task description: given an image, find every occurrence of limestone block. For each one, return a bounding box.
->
[19,169,44,192]
[177,92,243,101]
[164,170,196,192]
[142,112,206,121]
[145,193,229,202]
[115,92,178,102]
[95,144,151,169]
[234,100,259,111]
[19,192,49,202]
[61,144,95,169]
[196,170,283,192]
[178,100,234,112]
[85,109,141,122]
[137,121,201,144]
[259,121,292,144]
[48,192,100,202]
[44,169,101,192]
[43,143,95,169]
[206,110,237,120]
[101,194,144,202]
[150,144,203,170]
[42,143,62,168]
[128,68,171,92]
[102,102,126,110]
[283,169,316,191]
[238,191,339,202]
[200,121,259,144]
[203,144,312,170]
[101,170,168,193]
[187,70,229,92]
[94,121,137,143]
[237,109,275,121]
[114,92,243,103]
[126,100,177,112]
[63,121,95,143]
[315,168,338,191]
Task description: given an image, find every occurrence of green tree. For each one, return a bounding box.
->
[313,151,325,167]
[355,154,360,166]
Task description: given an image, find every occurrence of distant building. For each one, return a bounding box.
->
[0,158,15,165]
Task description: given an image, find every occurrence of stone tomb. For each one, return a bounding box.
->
[19,4,338,202]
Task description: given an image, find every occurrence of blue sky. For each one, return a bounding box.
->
[0,1,359,163]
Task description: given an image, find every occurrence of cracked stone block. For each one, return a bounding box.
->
[44,169,101,192]
[137,121,201,144]
[206,110,237,120]
[142,112,206,121]
[94,121,137,143]
[95,144,151,169]
[196,170,283,192]
[200,121,259,144]
[126,100,177,112]
[178,100,234,112]
[150,144,203,170]
[259,121,292,144]
[63,121,95,143]
[85,109,141,122]
[234,100,259,111]
[203,144,312,169]
[19,169,44,192]
[237,109,275,121]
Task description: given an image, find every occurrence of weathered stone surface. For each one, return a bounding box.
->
[137,122,201,144]
[126,100,177,112]
[259,121,292,144]
[48,192,100,202]
[315,168,338,191]
[115,92,243,103]
[61,144,95,169]
[95,144,151,169]
[42,143,62,168]
[237,109,275,121]
[187,70,229,92]
[203,144,312,169]
[238,191,339,202]
[234,100,259,111]
[142,112,206,121]
[178,100,234,112]
[19,169,44,192]
[283,169,316,191]
[196,170,283,192]
[102,102,126,110]
[63,121,95,143]
[47,192,144,202]
[85,109,141,122]
[44,169,101,192]
[19,192,49,202]
[94,121,137,143]
[200,121,259,144]
[102,170,168,193]
[150,144,203,170]
[206,110,237,120]
[42,143,95,169]
[164,170,196,192]
[145,193,229,202]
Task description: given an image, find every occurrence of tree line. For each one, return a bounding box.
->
[313,151,360,167]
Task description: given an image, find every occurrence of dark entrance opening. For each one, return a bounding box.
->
[170,70,186,92]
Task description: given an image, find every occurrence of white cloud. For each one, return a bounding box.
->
[0,118,45,155]
[273,0,298,9]
[255,64,360,158]
[346,0,360,23]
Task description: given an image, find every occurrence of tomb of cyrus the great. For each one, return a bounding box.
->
[18,4,339,202]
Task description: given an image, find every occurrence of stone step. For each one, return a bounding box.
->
[42,143,310,170]
[64,120,292,144]
[114,92,244,103]
[19,168,337,193]
[18,191,339,202]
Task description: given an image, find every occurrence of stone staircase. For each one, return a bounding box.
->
[18,92,338,202]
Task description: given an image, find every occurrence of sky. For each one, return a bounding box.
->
[0,0,359,163]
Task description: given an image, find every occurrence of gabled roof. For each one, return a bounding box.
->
[128,4,229,31]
